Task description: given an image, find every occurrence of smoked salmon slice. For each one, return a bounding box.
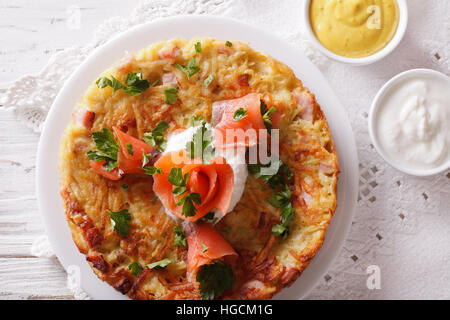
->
[184,222,237,275]
[152,150,234,221]
[89,160,123,180]
[114,127,153,162]
[212,93,276,149]
[114,127,153,174]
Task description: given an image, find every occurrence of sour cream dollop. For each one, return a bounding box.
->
[162,124,248,222]
[375,73,450,171]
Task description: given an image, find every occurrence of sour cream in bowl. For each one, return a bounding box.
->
[369,69,450,176]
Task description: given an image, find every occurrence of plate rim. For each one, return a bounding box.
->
[36,14,359,300]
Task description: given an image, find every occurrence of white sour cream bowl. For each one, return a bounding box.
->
[369,69,450,176]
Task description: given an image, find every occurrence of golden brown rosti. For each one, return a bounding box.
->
[58,38,338,299]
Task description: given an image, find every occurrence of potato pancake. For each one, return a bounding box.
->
[58,38,338,300]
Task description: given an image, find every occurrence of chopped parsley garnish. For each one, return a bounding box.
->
[122,184,129,190]
[164,86,179,105]
[126,142,134,156]
[201,211,218,224]
[179,192,201,217]
[141,152,150,167]
[195,42,202,53]
[196,260,234,300]
[248,155,295,240]
[247,158,292,189]
[142,166,162,175]
[225,41,233,47]
[260,100,277,130]
[123,72,151,96]
[271,206,295,239]
[268,184,292,208]
[143,120,168,151]
[147,258,172,270]
[201,243,209,253]
[96,72,150,96]
[173,225,187,247]
[108,209,131,237]
[233,108,247,121]
[87,128,119,172]
[188,114,204,127]
[151,79,160,87]
[96,76,122,93]
[168,167,188,194]
[168,167,202,217]
[185,121,216,163]
[128,262,143,276]
[268,185,295,239]
[204,74,214,88]
[175,57,200,79]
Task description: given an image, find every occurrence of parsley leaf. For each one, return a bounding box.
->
[173,225,187,247]
[168,168,201,217]
[143,121,168,151]
[178,192,202,217]
[204,74,214,88]
[168,167,187,187]
[108,209,131,237]
[233,108,247,121]
[87,128,119,172]
[142,152,150,167]
[260,100,277,130]
[195,42,202,53]
[185,121,216,163]
[142,166,162,175]
[225,41,232,47]
[196,260,234,300]
[122,184,129,190]
[96,76,123,93]
[272,206,295,239]
[201,211,218,224]
[175,57,200,79]
[268,185,295,239]
[164,86,178,105]
[271,224,288,237]
[188,114,204,127]
[268,185,292,208]
[201,242,209,253]
[147,258,172,269]
[128,262,143,276]
[126,143,134,156]
[96,72,149,96]
[247,158,292,189]
[96,76,112,89]
[123,72,150,96]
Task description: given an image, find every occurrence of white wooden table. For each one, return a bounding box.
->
[0,0,134,300]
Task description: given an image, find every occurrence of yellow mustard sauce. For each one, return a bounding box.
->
[309,0,399,58]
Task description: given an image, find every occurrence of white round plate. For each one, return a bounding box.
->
[36,15,358,300]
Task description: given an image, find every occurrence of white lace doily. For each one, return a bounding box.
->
[4,0,449,299]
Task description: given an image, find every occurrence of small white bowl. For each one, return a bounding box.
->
[368,69,450,176]
[302,0,408,66]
